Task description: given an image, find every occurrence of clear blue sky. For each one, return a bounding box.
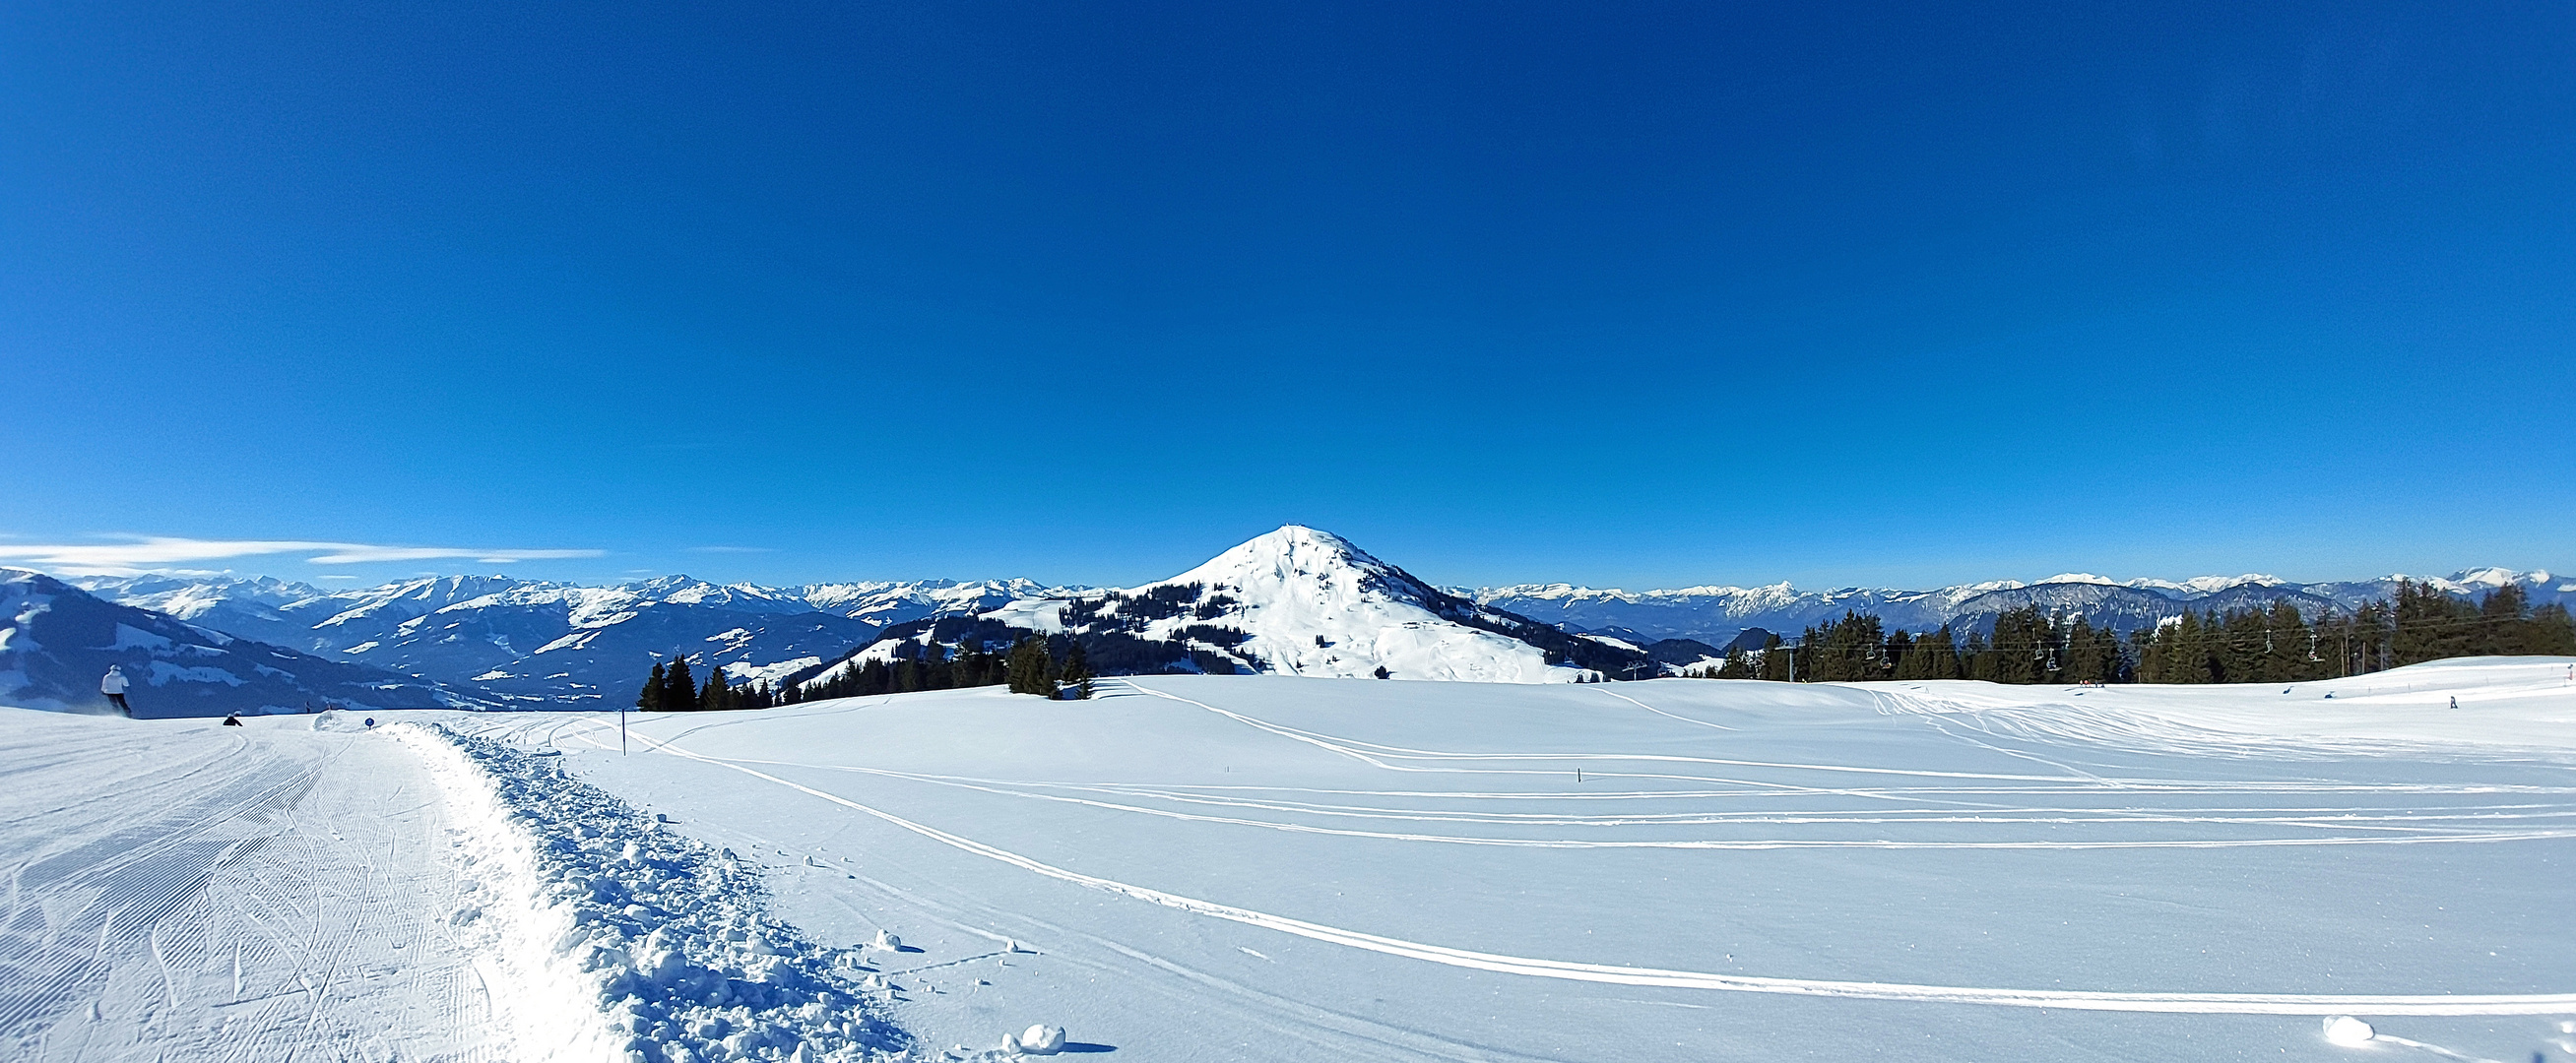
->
[4,1,2570,591]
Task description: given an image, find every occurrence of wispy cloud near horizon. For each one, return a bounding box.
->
[0,535,606,576]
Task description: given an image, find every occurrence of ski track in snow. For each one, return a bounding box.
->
[581,679,2576,1018]
[0,712,500,1062]
[679,756,2576,851]
[0,709,923,1063]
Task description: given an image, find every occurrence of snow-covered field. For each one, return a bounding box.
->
[6,658,2572,1061]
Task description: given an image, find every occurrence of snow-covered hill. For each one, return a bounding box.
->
[1076,526,1601,681]
[817,526,1647,687]
[0,570,481,716]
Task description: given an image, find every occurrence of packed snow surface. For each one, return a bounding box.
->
[0,710,904,1062]
[467,657,2572,1061]
[0,710,511,1059]
[7,657,2572,1061]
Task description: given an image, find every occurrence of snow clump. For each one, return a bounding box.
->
[403,724,909,1062]
[1014,1025,1066,1054]
[2322,1015,2375,1046]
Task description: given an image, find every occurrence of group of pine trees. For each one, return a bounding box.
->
[633,655,781,712]
[1686,583,2574,686]
[1008,636,1091,697]
[641,636,1094,710]
[1687,608,2126,684]
[792,638,1012,702]
[2135,582,2575,683]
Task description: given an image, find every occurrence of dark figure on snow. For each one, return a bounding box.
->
[100,665,131,717]
[222,714,243,727]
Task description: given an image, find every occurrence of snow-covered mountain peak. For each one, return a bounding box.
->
[1159,525,1433,607]
[2136,574,2286,595]
[2451,567,2535,590]
[65,573,324,620]
[797,577,1071,626]
[984,526,1591,684]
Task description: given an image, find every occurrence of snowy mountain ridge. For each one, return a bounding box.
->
[0,569,484,716]
[53,540,2571,706]
[60,571,1056,708]
[1473,567,2574,647]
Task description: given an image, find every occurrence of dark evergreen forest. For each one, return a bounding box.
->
[632,654,783,712]
[1685,583,2575,685]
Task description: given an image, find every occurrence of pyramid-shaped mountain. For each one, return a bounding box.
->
[826,526,1654,685]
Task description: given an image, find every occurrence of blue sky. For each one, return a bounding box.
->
[4,1,2570,591]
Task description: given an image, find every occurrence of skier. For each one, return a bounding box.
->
[2449,696,2458,711]
[222,714,243,727]
[100,665,132,717]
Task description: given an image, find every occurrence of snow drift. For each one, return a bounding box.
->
[401,724,908,1062]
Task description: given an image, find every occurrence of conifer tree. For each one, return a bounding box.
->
[2531,603,2576,656]
[1960,631,1993,680]
[1757,631,1788,682]
[1059,639,1093,699]
[2479,585,2532,656]
[1006,637,1055,695]
[1982,606,2053,684]
[637,661,667,712]
[1713,652,1753,679]
[2393,581,2477,665]
[665,655,699,712]
[2062,617,2124,683]
[2260,600,2314,682]
[1895,625,1964,680]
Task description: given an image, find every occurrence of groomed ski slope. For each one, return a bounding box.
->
[444,657,2576,1063]
[0,710,904,1062]
[0,710,512,1060]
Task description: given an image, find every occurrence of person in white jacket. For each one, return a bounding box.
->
[100,664,131,717]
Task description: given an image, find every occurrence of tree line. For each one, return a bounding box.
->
[632,655,782,712]
[1685,583,2574,685]
[637,635,1093,710]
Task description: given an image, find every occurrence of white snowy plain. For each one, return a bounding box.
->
[5,657,2574,1061]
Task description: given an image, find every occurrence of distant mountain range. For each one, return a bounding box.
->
[1469,568,2575,649]
[61,572,1076,709]
[3,532,2556,714]
[0,569,478,717]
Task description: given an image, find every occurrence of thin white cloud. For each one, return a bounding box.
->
[0,535,605,576]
